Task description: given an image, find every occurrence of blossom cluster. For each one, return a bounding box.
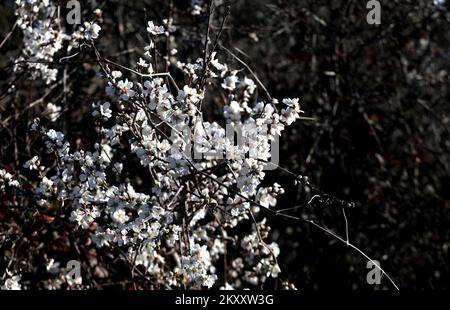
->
[0,169,19,192]
[3,0,302,290]
[14,0,101,84]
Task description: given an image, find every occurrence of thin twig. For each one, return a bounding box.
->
[342,207,349,245]
[0,19,18,50]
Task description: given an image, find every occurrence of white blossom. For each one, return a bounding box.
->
[146,21,165,35]
[23,156,40,170]
[117,79,135,101]
[45,102,61,122]
[83,22,101,40]
[221,74,239,91]
[1,274,21,290]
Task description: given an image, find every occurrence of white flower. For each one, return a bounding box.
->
[69,208,98,229]
[270,114,285,137]
[137,57,149,68]
[0,169,19,189]
[92,102,112,119]
[45,129,65,147]
[146,21,165,35]
[157,139,171,154]
[210,52,226,72]
[221,74,239,91]
[280,107,299,125]
[241,77,257,94]
[117,79,135,101]
[23,156,40,170]
[224,100,242,121]
[177,85,202,104]
[101,102,113,119]
[112,208,129,224]
[156,100,171,120]
[92,230,112,247]
[1,274,21,290]
[191,1,203,15]
[279,99,302,126]
[282,98,301,112]
[111,71,123,80]
[45,102,61,122]
[256,187,277,208]
[83,22,101,40]
[227,197,250,216]
[36,176,53,195]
